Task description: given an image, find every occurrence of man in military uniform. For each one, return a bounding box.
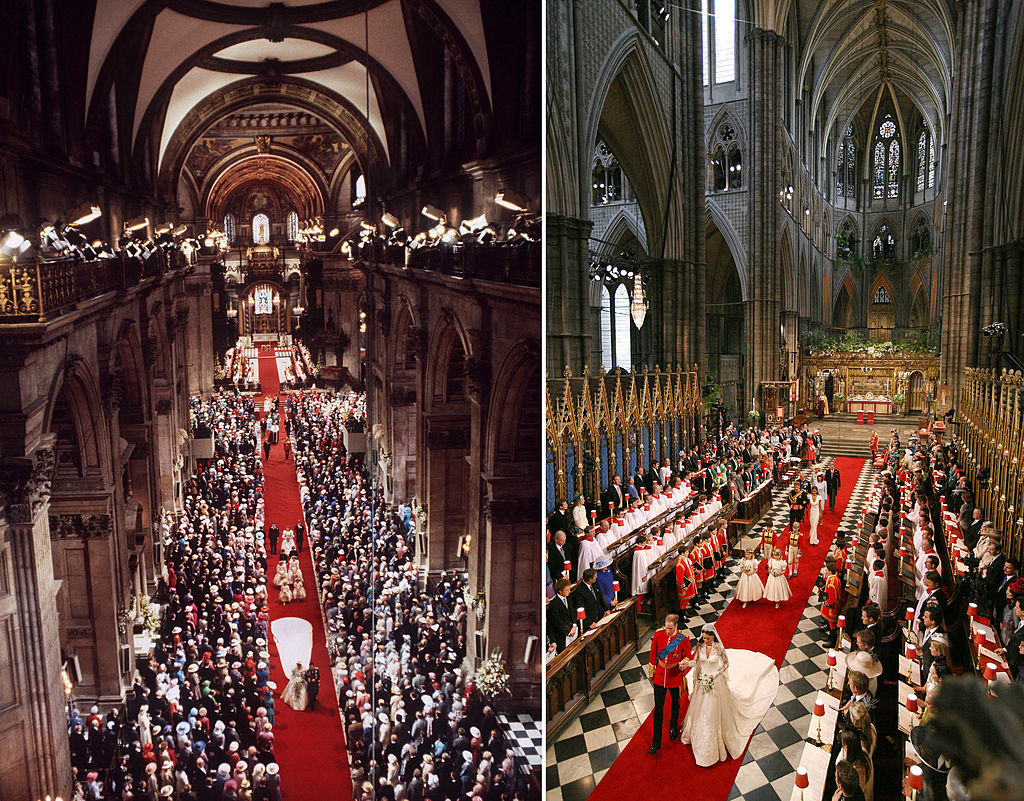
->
[788,483,808,527]
[821,560,843,636]
[647,613,693,753]
[675,545,698,622]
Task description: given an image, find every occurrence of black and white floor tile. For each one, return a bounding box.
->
[502,711,544,775]
[546,458,876,801]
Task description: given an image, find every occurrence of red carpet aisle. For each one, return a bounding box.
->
[257,353,353,800]
[588,457,863,801]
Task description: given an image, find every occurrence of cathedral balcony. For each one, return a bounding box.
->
[355,239,541,288]
[0,251,189,325]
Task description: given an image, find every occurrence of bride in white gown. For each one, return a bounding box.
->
[680,623,780,767]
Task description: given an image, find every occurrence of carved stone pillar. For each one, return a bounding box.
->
[0,440,72,801]
[546,214,594,373]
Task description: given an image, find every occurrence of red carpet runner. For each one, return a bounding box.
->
[589,457,865,801]
[257,352,353,800]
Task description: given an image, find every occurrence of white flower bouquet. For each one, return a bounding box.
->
[698,673,715,693]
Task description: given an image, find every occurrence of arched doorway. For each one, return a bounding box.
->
[705,217,745,419]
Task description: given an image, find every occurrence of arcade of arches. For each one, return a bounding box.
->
[0,2,539,799]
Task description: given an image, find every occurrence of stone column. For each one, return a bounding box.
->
[546,215,593,374]
[0,441,72,801]
[745,28,785,398]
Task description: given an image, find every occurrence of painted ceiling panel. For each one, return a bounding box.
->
[292,62,388,157]
[158,68,246,169]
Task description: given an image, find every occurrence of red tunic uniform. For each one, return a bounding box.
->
[821,572,843,629]
[649,627,693,688]
[675,554,697,610]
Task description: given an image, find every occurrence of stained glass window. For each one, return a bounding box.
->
[845,137,856,198]
[224,214,235,244]
[836,140,845,196]
[873,141,886,199]
[928,136,936,188]
[286,211,298,242]
[872,224,895,259]
[887,139,900,198]
[917,132,927,192]
[600,285,612,368]
[873,285,891,304]
[252,213,269,245]
[614,283,631,369]
[879,120,897,139]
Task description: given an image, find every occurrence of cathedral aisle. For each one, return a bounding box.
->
[547,458,868,801]
[257,354,353,800]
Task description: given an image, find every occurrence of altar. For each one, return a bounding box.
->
[846,397,893,415]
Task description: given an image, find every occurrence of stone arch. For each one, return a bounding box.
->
[583,30,678,256]
[704,200,748,300]
[485,341,542,475]
[597,206,649,256]
[833,279,854,328]
[779,229,796,311]
[390,300,419,372]
[46,358,110,480]
[426,311,474,405]
[112,325,149,425]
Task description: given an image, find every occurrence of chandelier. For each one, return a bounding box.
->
[630,273,648,329]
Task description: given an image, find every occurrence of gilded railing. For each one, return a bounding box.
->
[545,364,702,511]
[956,367,1024,561]
[0,252,186,322]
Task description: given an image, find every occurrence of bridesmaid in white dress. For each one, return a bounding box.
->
[735,549,764,608]
[680,624,779,767]
[808,487,825,546]
[763,548,792,608]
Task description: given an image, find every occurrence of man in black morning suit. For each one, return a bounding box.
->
[547,579,576,652]
[571,568,610,631]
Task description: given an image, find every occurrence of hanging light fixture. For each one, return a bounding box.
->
[630,272,648,329]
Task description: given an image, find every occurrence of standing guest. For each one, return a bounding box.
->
[294,521,305,554]
[547,579,575,653]
[547,530,573,583]
[267,523,279,555]
[821,560,843,635]
[647,614,692,754]
[824,464,841,511]
[305,661,320,711]
[571,568,609,632]
[867,560,888,612]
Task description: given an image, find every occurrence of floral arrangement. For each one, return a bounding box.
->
[742,562,754,574]
[697,673,715,694]
[474,649,511,699]
[139,596,160,635]
[116,604,134,636]
[804,328,938,356]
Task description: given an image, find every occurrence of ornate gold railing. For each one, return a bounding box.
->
[545,364,702,510]
[956,367,1024,561]
[0,252,186,322]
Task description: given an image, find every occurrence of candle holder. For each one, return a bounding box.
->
[826,649,837,692]
[813,699,825,747]
[836,615,846,652]
[795,766,809,801]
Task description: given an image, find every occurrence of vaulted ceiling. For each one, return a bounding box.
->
[80,0,508,207]
[791,0,954,146]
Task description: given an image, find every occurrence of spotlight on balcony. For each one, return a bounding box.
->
[124,215,150,233]
[381,212,400,229]
[421,205,446,223]
[495,189,529,213]
[459,214,489,235]
[65,202,102,227]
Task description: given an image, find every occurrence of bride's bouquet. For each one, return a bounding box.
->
[697,673,715,693]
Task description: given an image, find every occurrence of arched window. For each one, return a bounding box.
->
[354,174,366,207]
[613,283,631,369]
[592,141,625,204]
[873,284,891,304]
[911,217,931,256]
[917,131,927,193]
[700,0,736,86]
[873,115,900,199]
[600,285,613,368]
[727,145,742,188]
[836,139,846,197]
[872,224,895,259]
[842,126,856,198]
[711,147,727,191]
[224,214,235,244]
[286,211,298,242]
[927,135,936,188]
[600,282,633,370]
[252,213,269,245]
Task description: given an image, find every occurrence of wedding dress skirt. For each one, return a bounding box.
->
[681,648,779,767]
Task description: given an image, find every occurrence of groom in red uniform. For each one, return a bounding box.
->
[648,613,693,753]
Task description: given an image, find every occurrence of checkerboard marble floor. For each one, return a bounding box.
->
[501,711,544,775]
[546,458,875,801]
